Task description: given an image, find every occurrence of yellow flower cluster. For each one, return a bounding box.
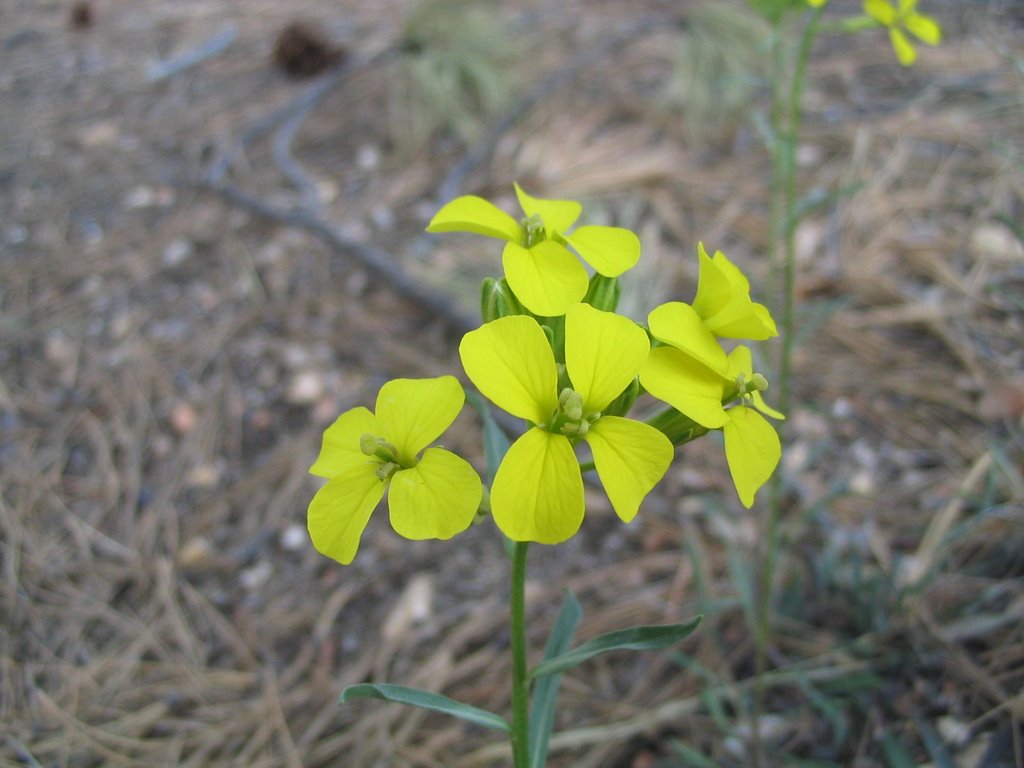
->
[309,186,785,564]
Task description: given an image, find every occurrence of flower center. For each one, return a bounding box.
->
[732,372,769,405]
[360,433,407,480]
[520,213,546,249]
[548,387,599,439]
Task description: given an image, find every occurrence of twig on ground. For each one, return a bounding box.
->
[199,179,478,335]
[206,48,396,187]
[147,25,238,83]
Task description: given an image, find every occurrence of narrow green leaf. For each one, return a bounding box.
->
[530,618,701,680]
[340,683,510,732]
[465,390,511,482]
[528,590,582,768]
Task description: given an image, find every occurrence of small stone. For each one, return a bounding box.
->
[123,186,156,209]
[356,144,380,171]
[169,402,197,435]
[287,370,325,405]
[178,537,217,571]
[280,524,308,552]
[849,468,876,496]
[187,464,221,489]
[240,561,273,591]
[971,223,1024,263]
[163,239,194,268]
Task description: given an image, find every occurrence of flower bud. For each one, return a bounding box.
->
[481,277,528,322]
[558,388,584,422]
[521,213,546,248]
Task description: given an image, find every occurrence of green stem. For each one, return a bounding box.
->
[509,541,531,768]
[778,6,821,419]
[754,8,822,767]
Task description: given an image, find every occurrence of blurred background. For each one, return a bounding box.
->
[1,0,1022,765]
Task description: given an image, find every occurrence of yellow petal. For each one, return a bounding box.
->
[691,243,735,319]
[563,225,640,277]
[696,249,778,340]
[864,0,896,26]
[584,416,673,523]
[375,376,464,461]
[307,465,386,565]
[905,12,941,45]
[640,346,729,429]
[648,302,729,374]
[751,391,786,421]
[513,183,581,236]
[565,303,649,413]
[723,407,781,508]
[890,27,917,65]
[387,448,482,540]
[491,428,584,544]
[426,195,521,243]
[726,345,755,379]
[502,240,589,316]
[309,407,378,478]
[459,315,559,424]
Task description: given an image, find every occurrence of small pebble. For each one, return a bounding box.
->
[163,239,194,268]
[287,370,325,405]
[178,537,217,571]
[240,561,273,591]
[169,402,197,435]
[280,524,307,552]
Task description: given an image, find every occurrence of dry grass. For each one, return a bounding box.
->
[1,1,1022,766]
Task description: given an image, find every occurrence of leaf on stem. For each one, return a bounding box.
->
[529,590,583,768]
[529,618,702,680]
[340,683,510,732]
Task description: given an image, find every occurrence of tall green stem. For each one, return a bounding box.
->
[509,541,531,768]
[754,8,822,767]
[778,7,821,419]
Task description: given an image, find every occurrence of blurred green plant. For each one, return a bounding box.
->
[387,0,518,152]
[661,3,770,145]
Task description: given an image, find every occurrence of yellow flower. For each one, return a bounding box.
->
[864,0,941,66]
[460,303,672,543]
[692,243,777,340]
[427,184,640,316]
[807,0,827,6]
[308,377,482,565]
[640,313,784,508]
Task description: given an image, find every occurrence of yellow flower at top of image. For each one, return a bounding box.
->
[307,376,482,565]
[864,0,941,66]
[427,184,640,316]
[640,301,784,508]
[459,303,673,544]
[806,0,828,7]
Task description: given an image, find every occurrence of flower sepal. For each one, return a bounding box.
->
[583,274,621,312]
[647,406,711,446]
[481,276,529,323]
